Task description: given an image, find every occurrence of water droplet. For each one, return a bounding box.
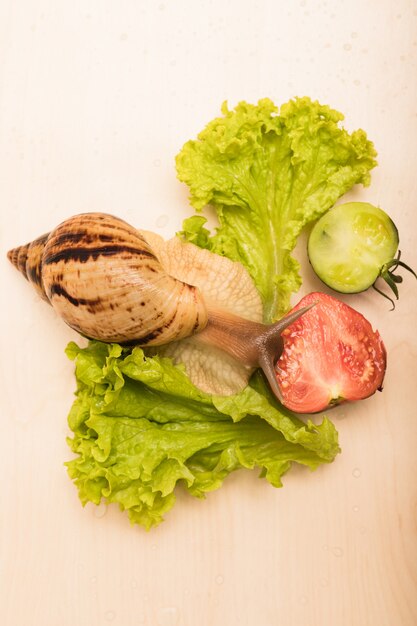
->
[156,607,179,626]
[153,159,161,167]
[352,505,360,513]
[94,502,108,518]
[352,468,361,478]
[105,610,116,621]
[353,79,361,86]
[351,32,358,38]
[332,546,343,557]
[131,578,138,589]
[91,576,97,584]
[155,214,169,228]
[120,33,128,41]
[215,574,224,585]
[343,43,352,51]
[322,544,329,551]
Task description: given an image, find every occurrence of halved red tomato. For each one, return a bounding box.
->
[275,292,387,413]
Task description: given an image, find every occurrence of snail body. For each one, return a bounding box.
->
[8,212,311,402]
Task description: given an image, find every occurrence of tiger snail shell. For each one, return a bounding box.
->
[7,212,312,402]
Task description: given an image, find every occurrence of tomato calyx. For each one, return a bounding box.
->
[374,250,417,310]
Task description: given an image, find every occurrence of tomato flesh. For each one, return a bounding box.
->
[275,292,387,413]
[307,202,399,293]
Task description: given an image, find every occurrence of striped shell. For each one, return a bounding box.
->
[7,213,208,345]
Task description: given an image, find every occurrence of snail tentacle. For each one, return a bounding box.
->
[195,303,315,398]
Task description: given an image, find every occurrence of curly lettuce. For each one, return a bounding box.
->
[177,97,377,320]
[66,341,339,529]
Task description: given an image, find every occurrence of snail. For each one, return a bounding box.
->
[7,212,312,401]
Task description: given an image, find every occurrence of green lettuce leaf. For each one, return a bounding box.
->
[177,97,377,321]
[66,341,340,530]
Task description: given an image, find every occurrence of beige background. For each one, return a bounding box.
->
[1,1,417,625]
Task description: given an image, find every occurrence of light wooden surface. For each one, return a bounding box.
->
[1,2,416,625]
